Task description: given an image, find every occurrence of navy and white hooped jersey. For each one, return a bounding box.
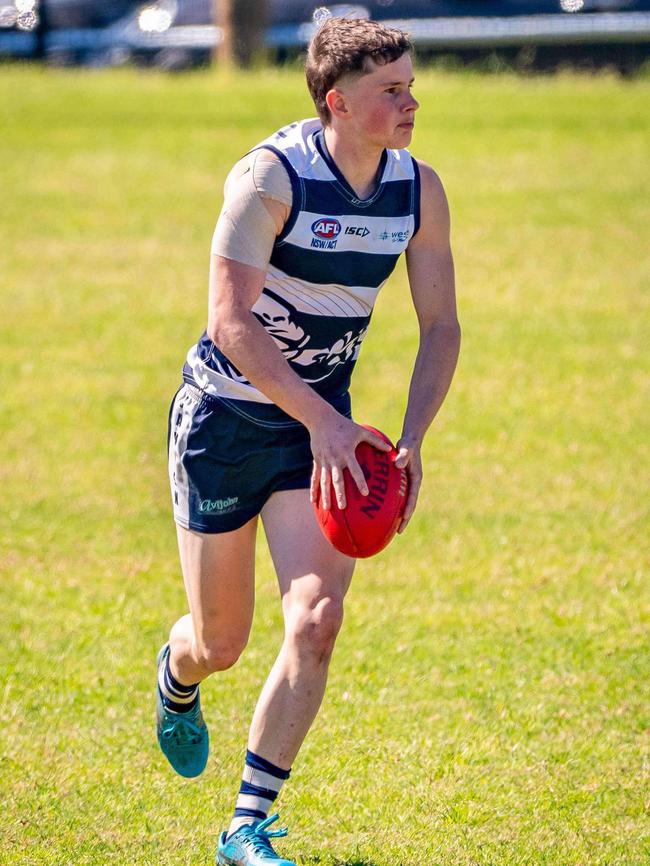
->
[184,117,421,422]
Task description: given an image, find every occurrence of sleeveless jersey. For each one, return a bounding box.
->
[183,118,420,424]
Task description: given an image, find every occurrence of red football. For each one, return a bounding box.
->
[313,426,409,558]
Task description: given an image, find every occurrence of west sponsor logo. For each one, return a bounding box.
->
[379,229,411,244]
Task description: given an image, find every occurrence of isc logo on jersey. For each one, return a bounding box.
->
[311,218,341,249]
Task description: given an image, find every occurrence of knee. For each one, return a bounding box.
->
[286,595,345,662]
[194,635,247,673]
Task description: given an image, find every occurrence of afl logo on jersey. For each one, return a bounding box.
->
[311,218,341,240]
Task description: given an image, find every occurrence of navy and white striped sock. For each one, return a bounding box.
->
[158,652,199,714]
[227,750,291,838]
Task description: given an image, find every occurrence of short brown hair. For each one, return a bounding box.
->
[305,17,412,125]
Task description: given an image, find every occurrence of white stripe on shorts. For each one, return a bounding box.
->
[168,386,196,528]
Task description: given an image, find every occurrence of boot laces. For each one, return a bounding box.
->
[243,814,288,856]
[161,715,203,746]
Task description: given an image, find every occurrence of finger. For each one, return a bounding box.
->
[360,429,392,452]
[310,462,319,503]
[398,494,417,532]
[397,498,415,532]
[394,446,410,469]
[397,474,420,534]
[397,514,412,534]
[331,465,347,510]
[320,465,331,511]
[346,455,369,497]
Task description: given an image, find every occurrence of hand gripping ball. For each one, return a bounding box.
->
[313,426,409,558]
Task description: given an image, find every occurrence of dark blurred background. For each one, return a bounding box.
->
[1,0,649,72]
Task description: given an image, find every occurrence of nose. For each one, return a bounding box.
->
[404,91,419,113]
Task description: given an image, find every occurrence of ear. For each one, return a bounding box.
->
[325,87,349,121]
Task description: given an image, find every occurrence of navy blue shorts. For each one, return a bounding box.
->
[167,383,350,534]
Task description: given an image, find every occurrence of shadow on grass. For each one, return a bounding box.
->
[338,862,379,866]
[303,860,380,866]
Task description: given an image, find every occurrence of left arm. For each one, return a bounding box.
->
[395,161,461,532]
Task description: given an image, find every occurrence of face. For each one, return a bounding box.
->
[331,53,419,149]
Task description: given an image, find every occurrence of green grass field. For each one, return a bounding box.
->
[1,63,648,865]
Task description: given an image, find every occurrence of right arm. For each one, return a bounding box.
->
[207,254,346,446]
[207,158,389,510]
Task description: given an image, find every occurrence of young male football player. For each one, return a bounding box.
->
[158,16,460,866]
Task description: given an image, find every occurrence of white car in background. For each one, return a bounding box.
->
[1,0,648,68]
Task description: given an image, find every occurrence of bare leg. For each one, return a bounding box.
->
[168,517,258,686]
[249,489,356,769]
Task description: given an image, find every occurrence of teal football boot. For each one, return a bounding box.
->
[156,643,209,778]
[216,814,296,866]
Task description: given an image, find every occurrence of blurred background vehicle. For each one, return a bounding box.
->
[0,1,141,65]
[1,0,649,70]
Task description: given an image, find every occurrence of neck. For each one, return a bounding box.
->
[323,126,385,200]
